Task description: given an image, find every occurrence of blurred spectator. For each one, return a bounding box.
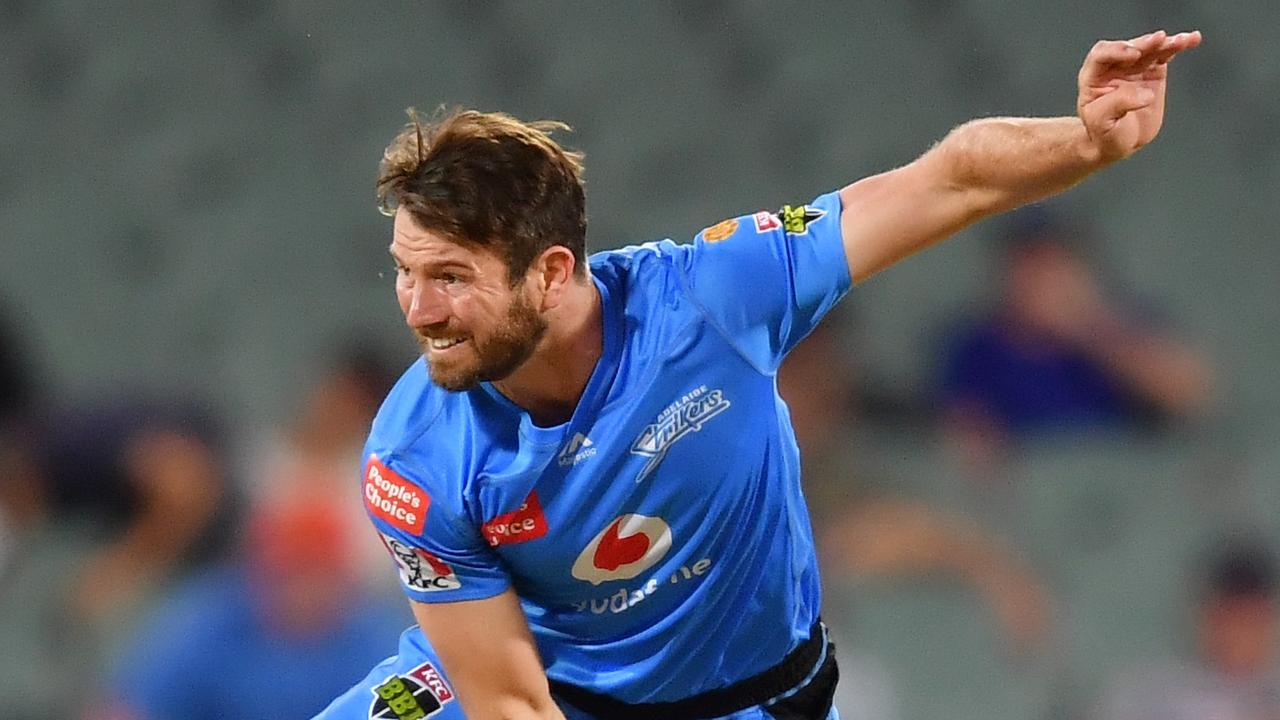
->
[1,306,233,717]
[101,497,409,720]
[252,343,400,593]
[1,398,235,719]
[782,317,1052,656]
[938,209,1212,468]
[1098,541,1280,720]
[0,301,40,579]
[34,400,235,623]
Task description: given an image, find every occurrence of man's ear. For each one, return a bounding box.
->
[530,246,578,311]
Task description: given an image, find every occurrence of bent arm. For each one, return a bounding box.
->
[842,30,1200,283]
[412,591,566,720]
[841,116,1104,283]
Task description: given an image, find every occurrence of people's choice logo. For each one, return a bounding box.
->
[481,491,549,547]
[572,514,672,586]
[364,455,428,534]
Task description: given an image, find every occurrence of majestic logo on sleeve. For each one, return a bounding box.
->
[380,533,461,592]
[364,455,428,534]
[572,514,672,586]
[480,491,549,547]
[777,204,826,235]
[369,660,455,719]
[630,385,731,482]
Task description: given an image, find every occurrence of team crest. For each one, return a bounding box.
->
[368,660,455,719]
[700,218,739,243]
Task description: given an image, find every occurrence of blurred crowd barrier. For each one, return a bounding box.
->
[2,2,1278,720]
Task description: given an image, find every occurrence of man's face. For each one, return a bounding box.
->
[1200,593,1278,677]
[391,208,547,391]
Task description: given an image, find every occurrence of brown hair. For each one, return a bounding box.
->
[377,108,587,284]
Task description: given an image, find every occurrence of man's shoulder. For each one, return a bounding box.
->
[590,239,709,327]
[367,358,446,453]
[364,360,480,498]
[589,239,688,284]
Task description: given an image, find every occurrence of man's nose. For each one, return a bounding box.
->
[404,283,450,327]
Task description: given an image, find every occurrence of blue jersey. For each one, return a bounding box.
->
[361,191,851,708]
[313,627,466,720]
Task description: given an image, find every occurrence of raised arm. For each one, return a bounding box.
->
[412,591,567,720]
[841,29,1201,283]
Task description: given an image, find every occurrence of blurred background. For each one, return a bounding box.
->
[2,2,1278,719]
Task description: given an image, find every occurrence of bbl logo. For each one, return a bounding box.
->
[368,661,454,719]
[777,204,826,234]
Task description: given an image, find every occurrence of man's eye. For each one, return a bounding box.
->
[440,273,460,285]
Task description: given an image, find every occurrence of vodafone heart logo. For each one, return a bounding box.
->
[572,514,672,586]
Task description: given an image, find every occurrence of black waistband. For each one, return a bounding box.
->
[548,620,827,720]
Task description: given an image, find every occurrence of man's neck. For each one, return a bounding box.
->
[492,276,603,427]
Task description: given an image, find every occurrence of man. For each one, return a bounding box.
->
[105,499,410,720]
[938,208,1211,466]
[1099,542,1280,720]
[326,30,1200,720]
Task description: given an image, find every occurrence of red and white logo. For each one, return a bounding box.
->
[481,491,549,547]
[364,455,428,534]
[571,514,672,586]
[407,661,454,703]
[380,533,461,592]
[753,210,782,233]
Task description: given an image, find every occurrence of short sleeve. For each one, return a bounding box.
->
[676,190,852,372]
[362,453,511,603]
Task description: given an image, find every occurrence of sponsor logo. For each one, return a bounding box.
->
[571,514,672,586]
[700,218,739,243]
[364,455,428,534]
[571,558,713,616]
[753,210,782,233]
[480,491,549,547]
[380,533,461,592]
[369,660,454,719]
[630,385,731,482]
[777,204,826,235]
[557,432,596,467]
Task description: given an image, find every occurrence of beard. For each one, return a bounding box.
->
[416,290,547,392]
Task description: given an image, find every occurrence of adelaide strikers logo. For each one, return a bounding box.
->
[368,660,455,719]
[630,386,731,483]
[571,514,672,586]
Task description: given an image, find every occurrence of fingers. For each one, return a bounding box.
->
[1081,82,1156,132]
[1081,30,1202,84]
[1125,29,1202,67]
[1154,30,1202,64]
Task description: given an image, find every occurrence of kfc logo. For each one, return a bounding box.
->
[380,533,461,592]
[753,210,782,233]
[364,455,428,534]
[571,514,672,586]
[481,491,549,547]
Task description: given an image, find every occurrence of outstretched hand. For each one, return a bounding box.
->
[1077,29,1201,162]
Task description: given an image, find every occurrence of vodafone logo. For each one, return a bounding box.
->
[572,514,672,586]
[364,455,428,534]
